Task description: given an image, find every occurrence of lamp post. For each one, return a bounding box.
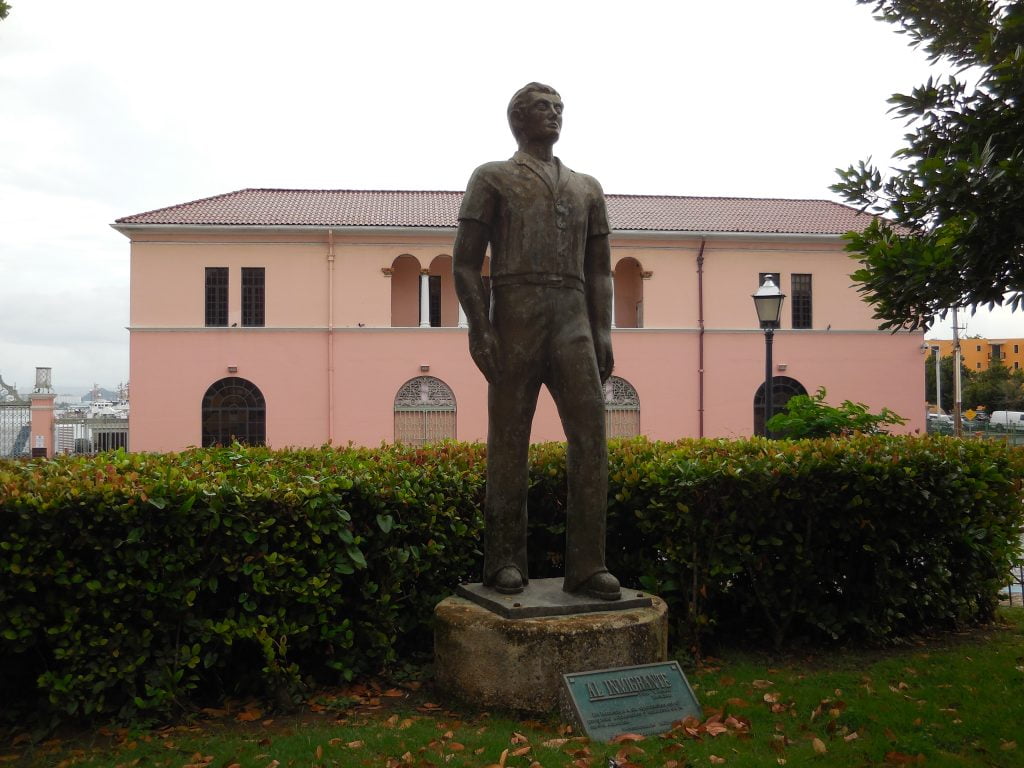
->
[752,276,785,437]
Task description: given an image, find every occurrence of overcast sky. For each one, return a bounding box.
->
[1,0,1019,392]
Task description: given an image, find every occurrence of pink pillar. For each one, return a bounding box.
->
[29,393,55,458]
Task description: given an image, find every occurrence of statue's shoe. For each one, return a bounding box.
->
[491,566,525,595]
[578,570,621,601]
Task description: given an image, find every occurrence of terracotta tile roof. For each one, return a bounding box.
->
[115,188,874,235]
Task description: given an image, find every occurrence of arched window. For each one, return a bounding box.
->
[394,376,456,445]
[604,375,640,438]
[201,377,266,447]
[613,257,644,328]
[753,376,808,436]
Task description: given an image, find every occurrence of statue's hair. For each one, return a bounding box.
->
[507,82,560,140]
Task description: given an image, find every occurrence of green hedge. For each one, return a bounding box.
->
[1,437,1021,724]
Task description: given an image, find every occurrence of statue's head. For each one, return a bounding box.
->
[507,82,562,144]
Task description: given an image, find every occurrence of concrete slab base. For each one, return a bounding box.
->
[434,593,668,714]
[456,578,654,619]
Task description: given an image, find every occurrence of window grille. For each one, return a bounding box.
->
[604,375,640,438]
[205,267,228,327]
[242,267,265,327]
[791,273,812,329]
[394,376,456,445]
[201,377,266,447]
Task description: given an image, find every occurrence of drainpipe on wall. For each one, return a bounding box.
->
[696,238,707,438]
[327,230,336,445]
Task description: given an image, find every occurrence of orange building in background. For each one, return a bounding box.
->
[929,338,1024,372]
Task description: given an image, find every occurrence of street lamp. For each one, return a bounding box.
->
[752,276,785,437]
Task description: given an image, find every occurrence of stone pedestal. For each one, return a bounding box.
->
[434,582,668,714]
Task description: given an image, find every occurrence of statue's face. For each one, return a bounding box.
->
[515,91,563,143]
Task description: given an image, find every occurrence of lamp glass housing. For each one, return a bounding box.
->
[752,276,785,327]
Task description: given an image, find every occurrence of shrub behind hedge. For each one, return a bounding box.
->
[1,436,1021,723]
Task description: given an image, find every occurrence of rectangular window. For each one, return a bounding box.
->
[205,267,228,327]
[428,275,442,327]
[241,268,265,327]
[791,273,812,329]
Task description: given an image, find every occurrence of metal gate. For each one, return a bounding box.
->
[0,374,30,458]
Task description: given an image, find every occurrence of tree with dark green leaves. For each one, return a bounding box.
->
[832,0,1024,331]
[963,363,1024,410]
[0,2,10,21]
[924,352,974,412]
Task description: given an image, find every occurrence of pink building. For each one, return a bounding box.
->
[113,189,925,452]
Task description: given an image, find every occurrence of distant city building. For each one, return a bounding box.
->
[112,188,925,451]
[929,338,1024,372]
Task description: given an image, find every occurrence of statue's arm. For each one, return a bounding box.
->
[585,232,614,383]
[454,219,502,383]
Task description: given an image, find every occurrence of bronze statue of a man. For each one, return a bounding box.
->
[453,82,620,601]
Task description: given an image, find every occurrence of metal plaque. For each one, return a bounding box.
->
[562,661,701,742]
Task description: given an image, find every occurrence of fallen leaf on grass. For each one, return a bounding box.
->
[752,680,774,689]
[709,755,726,764]
[235,709,263,722]
[511,731,529,745]
[1001,741,1018,751]
[382,688,405,697]
[812,738,827,754]
[541,738,570,749]
[346,740,365,749]
[615,744,646,760]
[510,745,531,757]
[610,733,646,743]
[883,751,925,764]
[844,732,860,742]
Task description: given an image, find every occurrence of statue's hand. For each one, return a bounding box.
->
[469,326,503,384]
[594,329,614,384]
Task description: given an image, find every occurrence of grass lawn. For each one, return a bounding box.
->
[5,608,1024,768]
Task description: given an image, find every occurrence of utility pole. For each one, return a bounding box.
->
[931,345,941,413]
[952,307,963,437]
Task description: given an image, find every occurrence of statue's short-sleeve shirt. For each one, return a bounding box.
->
[458,152,610,283]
